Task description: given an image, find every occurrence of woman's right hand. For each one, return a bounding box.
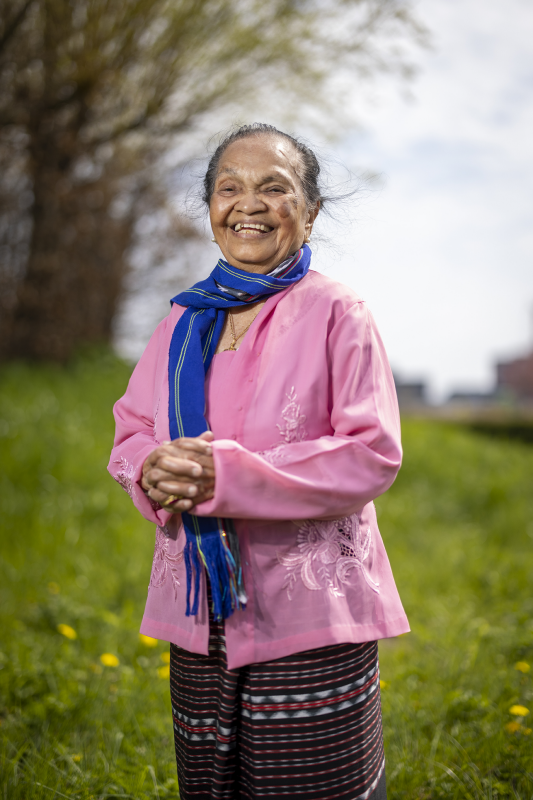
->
[141,431,215,513]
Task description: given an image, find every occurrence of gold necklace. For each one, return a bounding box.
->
[224,311,255,351]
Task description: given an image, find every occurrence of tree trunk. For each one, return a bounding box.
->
[4,125,130,361]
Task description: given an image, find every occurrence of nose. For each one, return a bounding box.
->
[234,189,267,215]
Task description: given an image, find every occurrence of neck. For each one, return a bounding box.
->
[223,251,299,275]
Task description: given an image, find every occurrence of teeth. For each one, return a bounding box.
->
[234,223,271,232]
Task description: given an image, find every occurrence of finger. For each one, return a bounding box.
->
[145,443,181,468]
[175,438,213,456]
[164,498,194,513]
[188,489,215,509]
[173,497,194,512]
[163,450,214,469]
[144,468,194,487]
[152,439,200,456]
[183,455,215,472]
[157,480,198,497]
[157,457,203,478]
[148,487,193,512]
[186,479,215,501]
[148,486,174,504]
[148,469,202,486]
[161,459,214,478]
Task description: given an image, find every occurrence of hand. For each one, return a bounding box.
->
[141,431,215,513]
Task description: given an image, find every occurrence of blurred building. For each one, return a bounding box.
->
[393,375,428,410]
[446,390,498,408]
[445,348,533,411]
[393,345,533,413]
[496,351,533,403]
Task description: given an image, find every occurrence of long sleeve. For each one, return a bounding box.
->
[129,275,410,665]
[193,302,402,521]
[108,314,174,527]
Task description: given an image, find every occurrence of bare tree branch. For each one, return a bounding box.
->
[0,0,428,360]
[0,0,34,57]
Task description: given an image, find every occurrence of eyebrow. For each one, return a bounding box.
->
[261,172,291,184]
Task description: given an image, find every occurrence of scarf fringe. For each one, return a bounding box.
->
[184,519,247,621]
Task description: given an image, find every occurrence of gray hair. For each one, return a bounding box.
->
[202,123,325,210]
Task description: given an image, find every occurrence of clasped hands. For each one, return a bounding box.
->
[141,431,215,513]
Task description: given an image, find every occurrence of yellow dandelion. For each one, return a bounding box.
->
[505,721,521,733]
[139,634,158,647]
[160,652,170,664]
[57,624,77,640]
[509,705,529,717]
[72,755,82,763]
[515,662,530,674]
[158,664,170,679]
[48,582,60,595]
[524,727,532,735]
[379,680,388,690]
[100,653,120,667]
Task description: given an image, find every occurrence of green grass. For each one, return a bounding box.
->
[377,421,533,799]
[1,354,532,799]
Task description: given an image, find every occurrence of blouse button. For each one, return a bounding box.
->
[231,434,237,439]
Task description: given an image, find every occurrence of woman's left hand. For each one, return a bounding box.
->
[141,431,215,513]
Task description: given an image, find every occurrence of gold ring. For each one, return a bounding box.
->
[164,494,182,505]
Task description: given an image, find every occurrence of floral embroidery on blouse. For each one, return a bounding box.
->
[258,387,307,463]
[113,457,137,499]
[114,455,160,509]
[278,514,380,600]
[149,526,183,599]
[277,387,307,443]
[257,444,288,466]
[153,397,161,444]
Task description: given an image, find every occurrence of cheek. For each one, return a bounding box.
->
[276,199,306,234]
[277,202,293,220]
[210,198,229,226]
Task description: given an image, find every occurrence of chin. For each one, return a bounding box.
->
[231,247,277,263]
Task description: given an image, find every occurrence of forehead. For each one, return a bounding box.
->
[216,135,303,184]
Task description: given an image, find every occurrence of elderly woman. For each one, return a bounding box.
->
[109,123,409,800]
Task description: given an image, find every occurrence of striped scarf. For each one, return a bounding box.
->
[169,245,311,620]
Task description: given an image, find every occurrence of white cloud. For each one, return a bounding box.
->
[320,0,533,399]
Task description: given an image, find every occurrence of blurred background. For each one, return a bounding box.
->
[1,1,532,799]
[2,0,532,407]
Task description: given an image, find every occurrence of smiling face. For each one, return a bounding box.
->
[209,135,319,274]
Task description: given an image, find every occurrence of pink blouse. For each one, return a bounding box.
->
[108,269,409,669]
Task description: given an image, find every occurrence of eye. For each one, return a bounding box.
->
[265,186,285,194]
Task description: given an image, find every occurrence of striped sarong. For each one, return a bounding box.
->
[169,613,386,799]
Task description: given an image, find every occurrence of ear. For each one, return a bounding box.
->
[305,200,320,233]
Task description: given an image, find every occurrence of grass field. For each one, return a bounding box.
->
[1,353,532,800]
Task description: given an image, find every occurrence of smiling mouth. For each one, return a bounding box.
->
[232,223,273,234]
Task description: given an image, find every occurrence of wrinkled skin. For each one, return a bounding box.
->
[141,432,215,512]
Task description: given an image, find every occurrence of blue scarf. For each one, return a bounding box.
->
[169,244,312,620]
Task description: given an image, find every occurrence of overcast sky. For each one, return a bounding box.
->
[312,0,533,400]
[119,0,533,402]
